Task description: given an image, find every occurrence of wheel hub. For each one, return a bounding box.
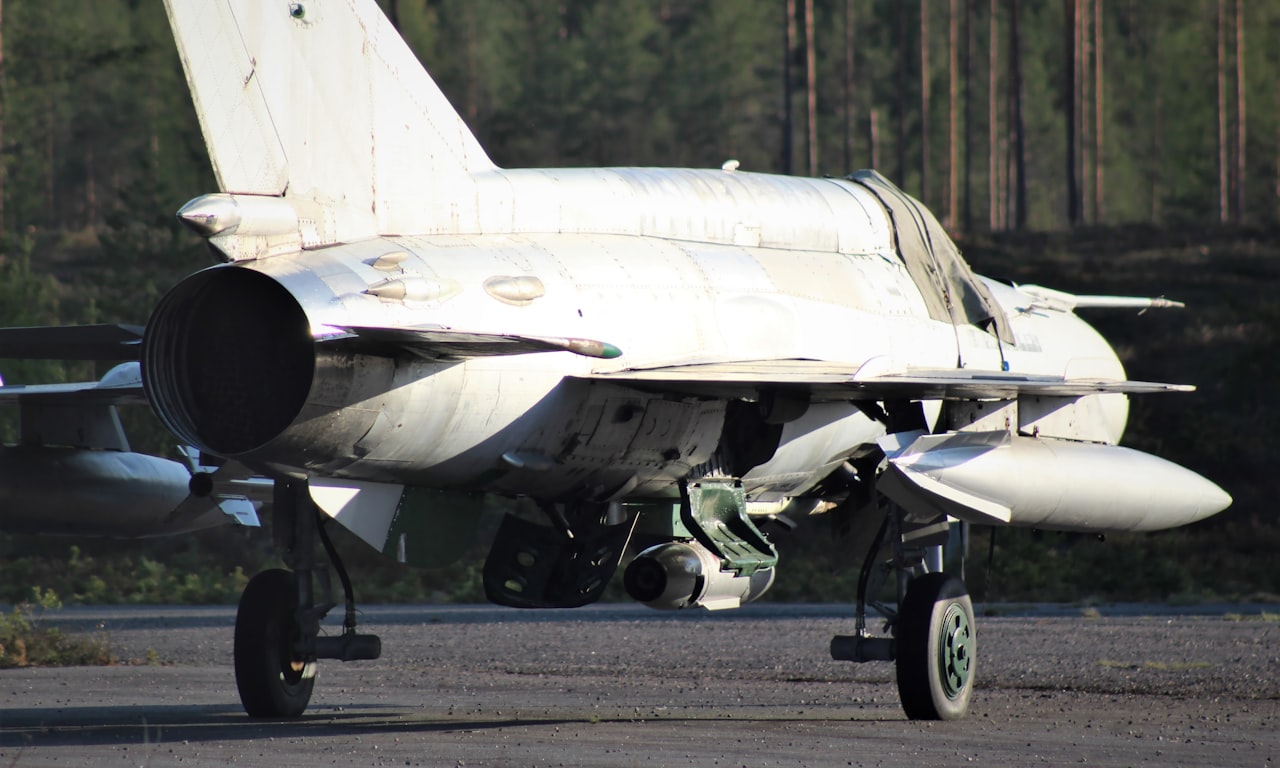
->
[937,602,973,698]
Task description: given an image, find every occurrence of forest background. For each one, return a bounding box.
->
[0,0,1278,606]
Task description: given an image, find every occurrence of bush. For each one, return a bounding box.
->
[0,588,114,667]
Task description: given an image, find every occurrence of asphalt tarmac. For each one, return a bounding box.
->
[2,603,1277,767]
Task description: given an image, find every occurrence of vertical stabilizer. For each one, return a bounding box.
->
[164,0,496,243]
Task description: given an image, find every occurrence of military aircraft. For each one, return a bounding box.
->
[0,0,1230,722]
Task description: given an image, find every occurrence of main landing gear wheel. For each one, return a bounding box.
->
[234,568,316,718]
[895,572,975,721]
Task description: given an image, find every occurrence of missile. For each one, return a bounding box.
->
[878,431,1231,533]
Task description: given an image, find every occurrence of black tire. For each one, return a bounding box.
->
[234,569,316,718]
[895,572,975,721]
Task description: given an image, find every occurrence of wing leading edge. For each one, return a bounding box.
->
[319,325,622,361]
[581,358,1192,400]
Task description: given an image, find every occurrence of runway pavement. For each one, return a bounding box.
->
[2,603,1277,767]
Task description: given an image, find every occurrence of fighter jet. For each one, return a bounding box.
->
[0,0,1229,722]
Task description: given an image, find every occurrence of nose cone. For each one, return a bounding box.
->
[1196,479,1233,521]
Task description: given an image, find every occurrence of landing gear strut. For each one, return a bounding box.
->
[233,479,380,718]
[830,497,977,720]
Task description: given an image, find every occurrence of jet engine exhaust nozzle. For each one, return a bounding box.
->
[142,266,316,458]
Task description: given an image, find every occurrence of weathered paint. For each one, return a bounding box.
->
[133,0,1230,546]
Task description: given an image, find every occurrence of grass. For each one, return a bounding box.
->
[0,588,114,668]
[1224,611,1280,623]
[1098,659,1213,671]
[1141,661,1213,671]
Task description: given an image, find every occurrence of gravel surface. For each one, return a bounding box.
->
[2,604,1277,767]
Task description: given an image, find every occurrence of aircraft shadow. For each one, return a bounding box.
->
[0,703,570,749]
[1,700,905,749]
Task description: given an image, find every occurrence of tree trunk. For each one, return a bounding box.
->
[45,99,55,227]
[921,0,931,205]
[948,0,959,229]
[1093,0,1103,223]
[989,0,1000,230]
[1009,0,1026,229]
[1063,0,1080,226]
[804,0,818,176]
[896,1,908,185]
[1079,0,1091,224]
[1234,0,1245,223]
[963,0,974,232]
[465,6,479,124]
[1151,66,1163,223]
[0,0,5,234]
[1147,5,1162,223]
[782,0,795,175]
[85,147,96,231]
[843,0,855,173]
[870,107,880,170]
[1217,0,1228,223]
[999,114,1009,229]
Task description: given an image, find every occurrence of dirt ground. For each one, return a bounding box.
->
[2,603,1277,767]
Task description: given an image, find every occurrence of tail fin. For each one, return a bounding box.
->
[164,0,495,241]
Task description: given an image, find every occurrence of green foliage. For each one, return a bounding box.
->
[0,538,262,605]
[4,0,1280,234]
[0,522,494,606]
[0,237,60,328]
[0,237,69,440]
[0,587,114,667]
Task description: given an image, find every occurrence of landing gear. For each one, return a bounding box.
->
[233,479,380,718]
[895,572,975,721]
[828,481,977,720]
[234,569,316,717]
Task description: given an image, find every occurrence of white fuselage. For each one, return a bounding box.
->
[173,168,1127,502]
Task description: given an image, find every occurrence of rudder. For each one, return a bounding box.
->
[164,0,495,242]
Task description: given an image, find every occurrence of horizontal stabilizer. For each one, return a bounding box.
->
[321,325,622,361]
[0,324,143,360]
[0,362,146,406]
[586,358,1191,400]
